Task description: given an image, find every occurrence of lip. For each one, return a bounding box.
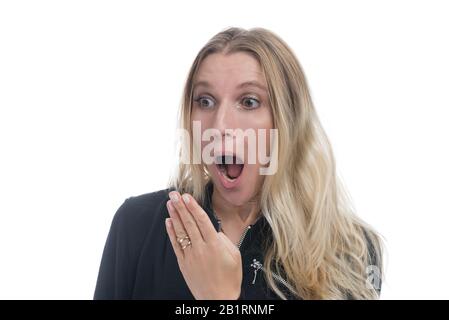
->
[214,162,244,190]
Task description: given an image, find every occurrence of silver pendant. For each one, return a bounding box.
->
[250,259,263,284]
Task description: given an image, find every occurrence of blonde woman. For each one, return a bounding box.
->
[94,27,383,300]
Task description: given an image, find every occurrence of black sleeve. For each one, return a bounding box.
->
[93,199,132,300]
[364,229,383,297]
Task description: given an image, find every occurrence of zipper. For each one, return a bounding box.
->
[237,225,251,249]
[215,213,296,296]
[250,258,297,296]
[217,218,252,250]
[236,214,263,249]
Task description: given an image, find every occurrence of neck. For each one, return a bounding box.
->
[211,187,261,226]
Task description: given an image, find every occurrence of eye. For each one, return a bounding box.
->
[194,96,215,109]
[241,96,260,109]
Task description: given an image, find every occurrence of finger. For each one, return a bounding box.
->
[169,191,203,244]
[166,200,189,240]
[165,218,184,261]
[181,193,217,243]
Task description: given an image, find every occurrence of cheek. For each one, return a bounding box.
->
[190,111,201,125]
[190,113,210,150]
[260,111,274,160]
[191,106,211,123]
[242,164,266,196]
[245,112,274,165]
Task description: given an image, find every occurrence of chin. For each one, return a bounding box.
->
[213,183,252,206]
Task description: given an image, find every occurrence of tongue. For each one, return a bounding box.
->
[226,164,243,179]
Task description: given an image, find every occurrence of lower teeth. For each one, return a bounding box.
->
[217,163,242,182]
[224,173,236,182]
[218,166,237,181]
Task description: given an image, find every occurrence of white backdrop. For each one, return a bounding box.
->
[1,0,448,299]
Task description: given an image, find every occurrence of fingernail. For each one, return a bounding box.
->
[182,194,190,204]
[165,218,171,228]
[169,192,179,202]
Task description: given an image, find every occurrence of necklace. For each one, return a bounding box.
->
[215,216,225,233]
[214,211,263,249]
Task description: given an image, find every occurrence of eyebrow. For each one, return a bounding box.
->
[193,80,267,92]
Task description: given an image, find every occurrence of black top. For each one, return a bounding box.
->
[94,182,295,300]
[94,182,381,299]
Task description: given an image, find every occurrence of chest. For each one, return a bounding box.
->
[131,224,281,299]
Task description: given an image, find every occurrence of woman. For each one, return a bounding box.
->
[94,27,383,300]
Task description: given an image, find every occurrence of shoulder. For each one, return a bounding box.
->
[113,188,171,229]
[109,187,172,249]
[361,227,382,267]
[94,187,173,299]
[361,226,383,296]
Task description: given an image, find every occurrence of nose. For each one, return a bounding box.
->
[212,99,237,137]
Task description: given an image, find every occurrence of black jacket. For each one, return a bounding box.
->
[94,182,296,300]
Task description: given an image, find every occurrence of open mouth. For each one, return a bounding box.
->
[215,155,244,182]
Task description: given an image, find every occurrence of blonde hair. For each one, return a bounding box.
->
[170,27,383,299]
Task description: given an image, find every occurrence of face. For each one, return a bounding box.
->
[191,52,274,206]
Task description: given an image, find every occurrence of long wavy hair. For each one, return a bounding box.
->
[169,27,383,299]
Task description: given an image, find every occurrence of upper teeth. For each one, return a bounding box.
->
[215,155,244,164]
[218,155,234,164]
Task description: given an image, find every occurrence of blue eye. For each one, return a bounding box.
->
[194,96,215,108]
[241,97,260,109]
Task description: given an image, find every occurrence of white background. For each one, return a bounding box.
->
[0,0,448,299]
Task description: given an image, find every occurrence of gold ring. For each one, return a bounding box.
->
[177,235,190,244]
[181,240,192,250]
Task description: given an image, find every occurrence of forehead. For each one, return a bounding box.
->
[194,52,267,90]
